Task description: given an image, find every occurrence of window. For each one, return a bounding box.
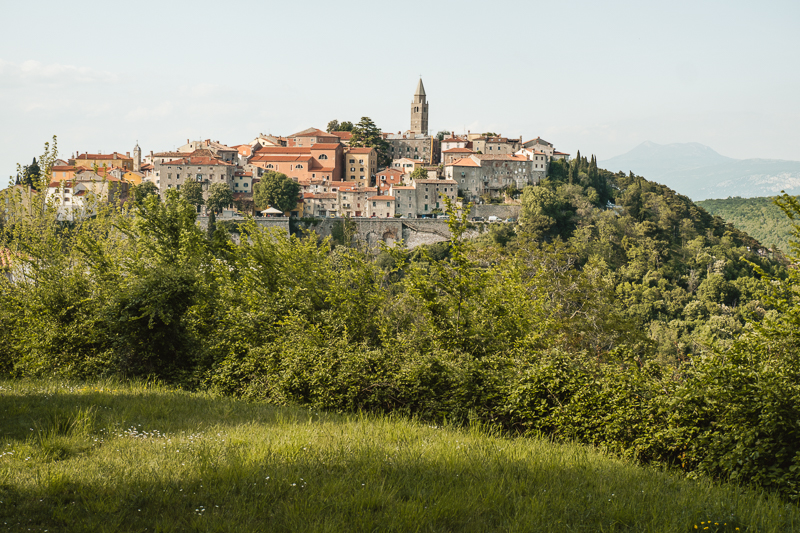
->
[349,159,355,164]
[168,173,172,180]
[176,184,180,190]
[319,154,328,160]
[243,183,248,188]
[296,164,303,169]
[350,167,355,172]
[359,159,363,164]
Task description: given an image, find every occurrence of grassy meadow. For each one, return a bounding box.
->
[1,379,797,532]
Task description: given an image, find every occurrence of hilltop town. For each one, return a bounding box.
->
[6,79,568,222]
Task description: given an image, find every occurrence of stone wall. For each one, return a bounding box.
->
[197,216,290,235]
[469,204,521,220]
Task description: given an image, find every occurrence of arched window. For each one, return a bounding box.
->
[296,164,303,169]
[319,154,328,160]
[266,164,273,169]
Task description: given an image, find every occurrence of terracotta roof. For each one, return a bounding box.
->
[448,157,480,167]
[308,193,337,199]
[52,165,75,171]
[250,155,314,163]
[443,148,474,153]
[332,131,352,140]
[378,168,404,175]
[75,152,131,160]
[163,157,232,166]
[473,154,528,161]
[524,137,553,146]
[346,147,374,154]
[391,186,414,190]
[554,151,570,155]
[311,143,341,150]
[370,196,395,201]
[254,147,311,154]
[290,128,334,138]
[153,151,186,157]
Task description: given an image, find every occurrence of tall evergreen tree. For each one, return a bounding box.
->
[349,117,391,166]
[22,157,41,190]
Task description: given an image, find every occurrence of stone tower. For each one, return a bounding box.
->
[410,78,428,136]
[133,141,142,172]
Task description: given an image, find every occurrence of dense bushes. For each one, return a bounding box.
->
[3,177,800,499]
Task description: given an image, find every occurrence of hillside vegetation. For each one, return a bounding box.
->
[698,196,799,254]
[2,379,798,532]
[3,148,800,502]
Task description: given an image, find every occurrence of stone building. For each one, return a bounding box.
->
[444,154,538,203]
[154,155,235,202]
[70,152,134,171]
[390,179,458,218]
[367,195,396,218]
[386,134,440,164]
[178,139,238,163]
[471,136,522,155]
[287,128,341,147]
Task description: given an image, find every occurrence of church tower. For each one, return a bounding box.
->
[133,141,142,172]
[410,78,428,136]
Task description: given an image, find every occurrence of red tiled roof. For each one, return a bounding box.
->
[443,148,474,153]
[310,143,341,150]
[290,128,333,138]
[75,152,132,160]
[448,157,480,167]
[370,196,395,201]
[250,155,314,163]
[164,157,232,166]
[378,168,404,175]
[332,131,352,140]
[255,147,311,154]
[346,147,374,154]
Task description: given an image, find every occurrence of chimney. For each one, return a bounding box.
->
[126,152,130,157]
[187,139,189,144]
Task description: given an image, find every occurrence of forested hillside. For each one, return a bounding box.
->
[3,151,800,500]
[698,196,798,254]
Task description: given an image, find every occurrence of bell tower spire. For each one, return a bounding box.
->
[410,77,428,136]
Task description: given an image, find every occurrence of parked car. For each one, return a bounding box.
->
[472,216,485,222]
[488,216,500,222]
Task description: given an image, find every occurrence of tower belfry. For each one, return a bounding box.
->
[410,78,428,136]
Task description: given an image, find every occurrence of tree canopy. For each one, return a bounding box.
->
[206,182,234,214]
[349,117,390,166]
[181,180,204,208]
[133,182,159,205]
[253,171,300,213]
[409,167,428,180]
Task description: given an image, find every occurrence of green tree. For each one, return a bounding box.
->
[181,180,204,210]
[206,182,234,214]
[338,121,354,132]
[349,117,391,166]
[482,132,498,138]
[132,181,159,205]
[409,167,428,180]
[22,158,41,190]
[253,171,300,214]
[326,120,339,132]
[435,131,450,141]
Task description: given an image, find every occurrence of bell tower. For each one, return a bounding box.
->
[133,141,142,172]
[410,78,428,136]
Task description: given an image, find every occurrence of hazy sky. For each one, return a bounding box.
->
[1,0,798,180]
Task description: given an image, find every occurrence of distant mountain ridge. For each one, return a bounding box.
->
[599,142,800,200]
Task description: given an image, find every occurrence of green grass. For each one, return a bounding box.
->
[1,379,797,532]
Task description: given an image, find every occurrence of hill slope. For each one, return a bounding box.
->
[600,141,800,200]
[698,196,799,253]
[2,379,797,532]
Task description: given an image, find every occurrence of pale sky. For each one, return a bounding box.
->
[2,0,798,181]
